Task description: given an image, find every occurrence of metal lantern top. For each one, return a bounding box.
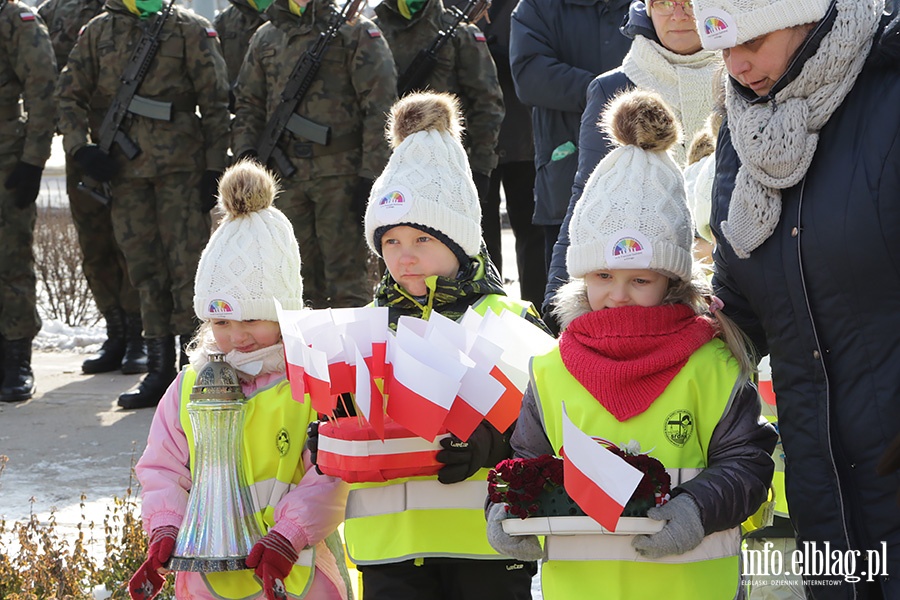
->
[189,353,245,403]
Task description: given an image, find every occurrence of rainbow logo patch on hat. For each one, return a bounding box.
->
[201,293,241,320]
[207,299,234,314]
[606,229,653,270]
[704,16,727,34]
[373,184,413,223]
[696,7,737,50]
[379,191,405,206]
[613,237,644,256]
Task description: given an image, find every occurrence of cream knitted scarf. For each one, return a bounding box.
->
[621,36,722,166]
[721,0,883,258]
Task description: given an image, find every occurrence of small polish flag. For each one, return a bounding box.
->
[560,404,643,532]
[473,31,486,42]
[386,339,459,442]
[20,11,36,21]
[205,27,218,37]
[282,335,307,403]
[354,344,384,439]
[367,27,381,38]
[303,345,334,414]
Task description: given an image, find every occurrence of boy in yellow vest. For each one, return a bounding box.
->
[335,92,548,599]
[486,90,777,599]
[131,160,352,600]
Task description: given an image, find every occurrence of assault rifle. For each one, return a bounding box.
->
[77,0,176,205]
[256,0,363,178]
[397,0,490,97]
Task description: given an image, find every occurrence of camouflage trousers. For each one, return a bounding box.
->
[66,158,140,316]
[278,174,371,308]
[108,172,210,338]
[0,160,40,340]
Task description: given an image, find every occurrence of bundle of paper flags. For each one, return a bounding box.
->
[276,302,556,481]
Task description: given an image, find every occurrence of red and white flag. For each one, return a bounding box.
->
[354,344,384,439]
[386,337,460,442]
[560,404,643,532]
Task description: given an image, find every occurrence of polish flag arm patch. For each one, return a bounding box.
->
[473,31,485,42]
[20,11,36,21]
[205,27,217,37]
[366,27,381,38]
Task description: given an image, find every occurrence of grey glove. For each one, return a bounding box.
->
[632,494,705,559]
[486,502,543,561]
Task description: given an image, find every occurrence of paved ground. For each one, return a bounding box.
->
[0,352,153,523]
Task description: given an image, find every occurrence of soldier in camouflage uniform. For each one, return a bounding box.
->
[57,0,231,409]
[232,0,397,308]
[38,0,149,377]
[213,0,269,89]
[373,0,503,210]
[0,0,57,403]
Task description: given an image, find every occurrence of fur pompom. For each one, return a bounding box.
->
[218,159,279,217]
[387,92,463,148]
[601,89,681,152]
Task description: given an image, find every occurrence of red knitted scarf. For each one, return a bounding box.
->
[559,304,716,422]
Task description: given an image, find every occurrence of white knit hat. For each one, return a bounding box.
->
[567,90,694,282]
[693,0,830,49]
[193,160,303,322]
[365,92,481,261]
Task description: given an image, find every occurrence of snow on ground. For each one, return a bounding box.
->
[34,318,106,354]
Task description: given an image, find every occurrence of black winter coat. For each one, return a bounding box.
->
[711,13,900,600]
[509,0,631,226]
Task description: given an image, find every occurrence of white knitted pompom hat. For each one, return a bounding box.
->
[365,92,481,263]
[193,159,303,322]
[693,0,830,49]
[567,90,694,282]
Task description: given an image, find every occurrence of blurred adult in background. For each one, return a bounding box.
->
[372,0,504,207]
[0,0,57,402]
[453,0,545,308]
[38,0,148,377]
[543,0,721,326]
[57,0,231,409]
[214,0,268,92]
[696,0,900,596]
[509,0,632,285]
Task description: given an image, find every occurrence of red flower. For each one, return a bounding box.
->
[486,446,671,519]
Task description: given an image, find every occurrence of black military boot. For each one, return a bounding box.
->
[120,313,148,374]
[0,337,35,402]
[82,308,127,374]
[117,336,176,409]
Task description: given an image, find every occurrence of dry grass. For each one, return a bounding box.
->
[0,455,175,599]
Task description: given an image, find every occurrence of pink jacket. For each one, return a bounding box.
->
[136,370,350,599]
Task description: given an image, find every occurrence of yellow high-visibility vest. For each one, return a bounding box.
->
[532,340,743,600]
[179,368,317,599]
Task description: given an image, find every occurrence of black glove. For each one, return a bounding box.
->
[307,421,322,475]
[200,170,222,212]
[74,144,119,182]
[472,171,491,203]
[4,161,43,208]
[351,177,374,224]
[436,421,510,484]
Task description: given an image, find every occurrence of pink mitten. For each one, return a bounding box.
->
[245,531,299,600]
[128,526,178,600]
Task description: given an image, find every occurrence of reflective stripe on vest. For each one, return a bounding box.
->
[532,340,742,600]
[179,369,318,599]
[344,294,536,565]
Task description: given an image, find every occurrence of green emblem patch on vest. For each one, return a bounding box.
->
[664,410,694,447]
[276,428,290,456]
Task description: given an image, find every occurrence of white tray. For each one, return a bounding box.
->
[502,516,664,536]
